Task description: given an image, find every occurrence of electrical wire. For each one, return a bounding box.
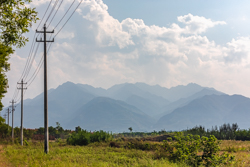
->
[45,0,83,60]
[11,0,54,101]
[23,41,41,81]
[47,0,64,28]
[11,0,83,101]
[26,56,44,88]
[37,0,53,30]
[17,33,37,82]
[45,0,60,23]
[12,88,18,99]
[54,0,76,29]
[17,0,53,81]
[54,0,83,38]
[26,55,43,84]
[21,36,40,82]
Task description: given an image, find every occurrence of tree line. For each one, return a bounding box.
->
[0,117,72,142]
[183,123,250,141]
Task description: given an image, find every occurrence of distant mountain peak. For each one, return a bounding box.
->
[57,81,76,88]
[187,83,201,86]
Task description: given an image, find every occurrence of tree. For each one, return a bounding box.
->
[0,45,13,109]
[0,0,38,110]
[0,115,11,138]
[128,127,132,132]
[56,122,64,133]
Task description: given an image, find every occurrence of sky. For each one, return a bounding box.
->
[3,0,250,107]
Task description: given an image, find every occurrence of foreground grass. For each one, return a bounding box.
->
[219,140,250,167]
[2,140,250,167]
[0,142,187,167]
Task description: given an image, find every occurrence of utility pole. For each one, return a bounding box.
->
[36,24,54,154]
[17,79,27,146]
[3,113,7,123]
[7,107,10,130]
[10,100,16,144]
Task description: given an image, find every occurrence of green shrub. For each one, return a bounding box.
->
[24,140,29,146]
[163,134,235,167]
[125,140,159,151]
[67,130,112,146]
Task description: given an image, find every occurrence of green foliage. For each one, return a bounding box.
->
[24,139,29,146]
[0,44,13,110]
[115,129,170,138]
[0,115,6,125]
[163,134,235,166]
[0,0,38,110]
[67,130,113,146]
[0,116,11,138]
[0,0,38,47]
[48,122,68,139]
[184,123,250,141]
[125,140,159,151]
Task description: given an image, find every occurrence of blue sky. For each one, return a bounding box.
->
[103,0,250,45]
[3,0,250,106]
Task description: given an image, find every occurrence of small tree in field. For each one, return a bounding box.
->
[128,127,133,132]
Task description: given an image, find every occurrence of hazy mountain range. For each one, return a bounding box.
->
[6,82,250,132]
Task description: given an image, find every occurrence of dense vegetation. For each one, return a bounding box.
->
[67,129,113,146]
[0,0,38,110]
[2,117,250,166]
[0,119,72,142]
[183,123,250,141]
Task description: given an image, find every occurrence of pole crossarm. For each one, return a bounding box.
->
[36,29,54,43]
[36,38,54,42]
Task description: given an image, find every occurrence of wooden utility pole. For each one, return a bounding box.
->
[17,79,27,146]
[10,100,16,144]
[3,113,7,123]
[7,107,10,130]
[36,24,54,154]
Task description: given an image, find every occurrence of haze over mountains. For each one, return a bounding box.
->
[8,82,250,132]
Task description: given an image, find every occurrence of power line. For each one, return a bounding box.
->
[20,34,42,80]
[12,88,18,100]
[17,33,38,82]
[37,0,53,30]
[11,0,54,100]
[19,0,54,81]
[21,0,54,80]
[54,0,76,29]
[11,0,83,104]
[26,56,44,87]
[47,0,64,28]
[20,0,58,82]
[54,0,83,38]
[45,0,82,56]
[23,42,41,81]
[45,0,60,24]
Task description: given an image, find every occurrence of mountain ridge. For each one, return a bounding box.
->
[6,81,243,132]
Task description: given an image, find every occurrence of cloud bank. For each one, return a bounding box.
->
[5,0,250,105]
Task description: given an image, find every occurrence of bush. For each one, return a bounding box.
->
[163,134,235,167]
[124,140,159,151]
[67,130,113,146]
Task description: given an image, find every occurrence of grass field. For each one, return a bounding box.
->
[0,141,187,167]
[1,140,250,167]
